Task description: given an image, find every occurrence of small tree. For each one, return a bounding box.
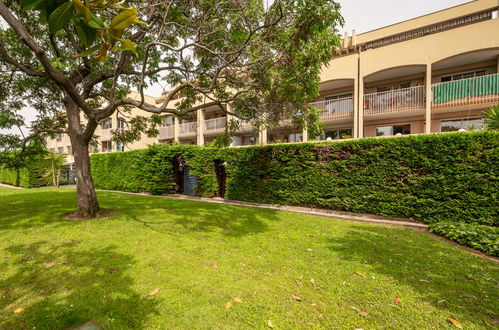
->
[43,151,65,187]
[483,104,499,131]
[0,0,343,218]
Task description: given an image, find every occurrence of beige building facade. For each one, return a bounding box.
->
[48,0,499,161]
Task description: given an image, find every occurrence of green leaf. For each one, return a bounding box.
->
[48,2,74,34]
[110,7,138,30]
[20,0,49,10]
[119,39,137,56]
[76,44,100,57]
[74,17,97,47]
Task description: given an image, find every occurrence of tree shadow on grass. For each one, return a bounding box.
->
[327,225,499,325]
[0,240,160,329]
[101,192,280,237]
[0,189,77,231]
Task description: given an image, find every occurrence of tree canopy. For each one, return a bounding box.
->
[0,0,344,217]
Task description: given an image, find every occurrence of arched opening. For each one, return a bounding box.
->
[214,159,227,198]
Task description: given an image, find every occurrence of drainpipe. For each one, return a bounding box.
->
[357,48,364,138]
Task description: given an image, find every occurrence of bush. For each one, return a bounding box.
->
[91,131,499,226]
[429,222,499,256]
[0,156,55,188]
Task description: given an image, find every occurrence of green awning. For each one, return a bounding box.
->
[433,74,499,104]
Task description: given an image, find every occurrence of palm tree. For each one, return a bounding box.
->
[482,104,499,131]
[43,152,66,187]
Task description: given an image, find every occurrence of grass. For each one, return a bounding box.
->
[0,186,498,329]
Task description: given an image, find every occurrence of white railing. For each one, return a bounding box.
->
[205,117,227,132]
[432,73,499,109]
[158,126,174,140]
[364,85,425,115]
[309,96,354,121]
[179,122,197,136]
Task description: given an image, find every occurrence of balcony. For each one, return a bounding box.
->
[309,96,354,121]
[158,126,174,140]
[364,85,425,116]
[205,117,227,132]
[432,73,499,110]
[179,122,197,137]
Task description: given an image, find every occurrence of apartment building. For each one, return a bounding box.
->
[48,0,499,159]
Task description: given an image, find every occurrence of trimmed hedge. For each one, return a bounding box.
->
[429,222,499,256]
[0,158,54,188]
[91,131,499,225]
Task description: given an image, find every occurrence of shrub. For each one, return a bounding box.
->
[0,156,55,188]
[91,131,499,226]
[429,222,499,256]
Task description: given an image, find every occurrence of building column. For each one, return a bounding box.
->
[173,116,179,142]
[302,126,308,142]
[353,76,359,139]
[358,76,364,138]
[425,63,432,134]
[259,127,268,145]
[197,109,205,146]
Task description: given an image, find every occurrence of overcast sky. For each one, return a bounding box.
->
[1,0,473,134]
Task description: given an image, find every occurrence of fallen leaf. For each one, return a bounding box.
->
[355,272,367,277]
[448,318,463,329]
[233,297,243,303]
[44,263,55,268]
[306,248,313,252]
[211,263,218,269]
[311,303,317,306]
[13,308,24,314]
[292,295,303,301]
[295,281,302,287]
[251,274,258,278]
[225,301,233,310]
[358,312,370,317]
[242,263,247,268]
[419,279,429,283]
[394,297,402,305]
[108,269,119,273]
[59,261,68,265]
[307,234,314,238]
[350,306,360,311]
[148,288,160,296]
[267,320,274,328]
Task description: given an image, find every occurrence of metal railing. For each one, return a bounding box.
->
[158,126,174,140]
[364,85,425,115]
[309,96,354,121]
[205,117,227,132]
[432,73,499,109]
[179,122,197,136]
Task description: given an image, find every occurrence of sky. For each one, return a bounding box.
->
[1,0,473,135]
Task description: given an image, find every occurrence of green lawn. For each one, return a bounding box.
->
[0,186,497,329]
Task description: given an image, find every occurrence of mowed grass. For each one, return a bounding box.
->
[0,186,497,329]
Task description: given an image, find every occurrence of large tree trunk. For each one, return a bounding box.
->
[72,137,100,218]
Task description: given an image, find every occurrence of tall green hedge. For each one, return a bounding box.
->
[0,157,54,188]
[90,131,499,225]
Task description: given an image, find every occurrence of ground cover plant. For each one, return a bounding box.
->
[0,186,498,329]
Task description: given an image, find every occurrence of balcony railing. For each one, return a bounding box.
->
[179,122,197,136]
[432,73,499,109]
[205,117,227,132]
[309,96,354,120]
[364,85,425,115]
[158,126,174,140]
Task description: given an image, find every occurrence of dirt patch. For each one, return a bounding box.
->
[64,209,117,221]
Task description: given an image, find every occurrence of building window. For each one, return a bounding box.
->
[56,133,63,141]
[117,118,126,130]
[162,116,175,127]
[376,124,411,136]
[325,93,353,101]
[249,136,257,145]
[289,133,303,143]
[101,118,112,129]
[58,147,64,154]
[101,140,112,152]
[67,146,72,155]
[441,118,484,132]
[441,70,487,82]
[321,128,353,140]
[376,82,411,93]
[116,142,125,152]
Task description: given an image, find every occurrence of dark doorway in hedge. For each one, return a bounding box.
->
[214,159,227,198]
[173,157,185,194]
